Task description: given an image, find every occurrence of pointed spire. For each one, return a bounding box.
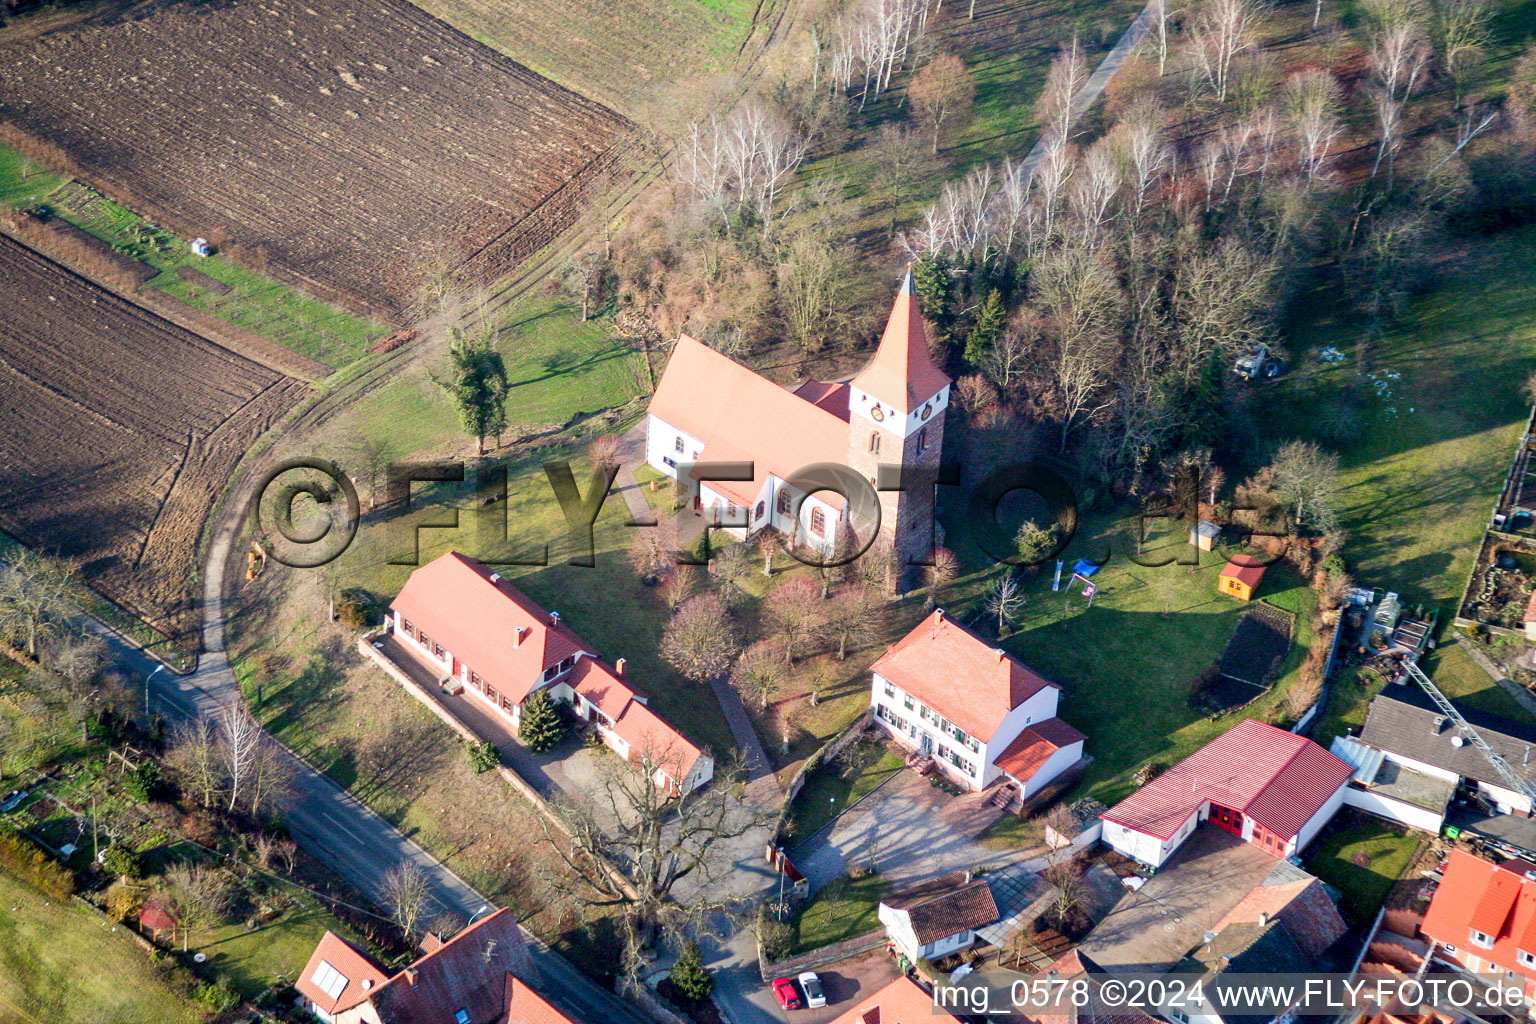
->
[850,270,950,414]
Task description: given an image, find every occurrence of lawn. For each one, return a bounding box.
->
[935,502,1319,806]
[1301,814,1423,928]
[0,150,385,370]
[1422,642,1531,720]
[0,869,201,1024]
[785,746,906,843]
[790,871,892,954]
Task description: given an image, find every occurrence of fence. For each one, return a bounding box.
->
[773,709,875,844]
[1292,605,1353,737]
[759,928,888,983]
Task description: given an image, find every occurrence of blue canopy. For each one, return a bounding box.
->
[1072,559,1102,578]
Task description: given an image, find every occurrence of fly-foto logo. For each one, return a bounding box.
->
[248,456,1290,571]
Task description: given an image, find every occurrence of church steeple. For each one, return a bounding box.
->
[849,269,950,416]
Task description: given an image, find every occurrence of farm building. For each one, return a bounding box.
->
[869,609,1087,798]
[1420,849,1536,1007]
[1217,558,1267,601]
[295,909,567,1024]
[878,871,1000,963]
[646,273,949,585]
[389,551,712,795]
[1100,720,1352,868]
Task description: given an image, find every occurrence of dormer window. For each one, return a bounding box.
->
[1520,949,1536,969]
[1470,929,1494,949]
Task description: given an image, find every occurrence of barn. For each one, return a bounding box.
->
[1101,720,1353,868]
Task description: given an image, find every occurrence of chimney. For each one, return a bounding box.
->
[994,648,1006,662]
[513,626,524,647]
[964,869,973,884]
[935,609,945,623]
[1258,911,1269,927]
[616,657,626,676]
[489,572,502,583]
[1431,715,1446,734]
[550,611,561,626]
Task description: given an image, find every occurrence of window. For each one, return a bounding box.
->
[469,671,482,688]
[917,426,928,454]
[755,501,766,521]
[674,436,685,453]
[727,502,738,521]
[777,488,791,515]
[883,682,895,698]
[502,696,514,711]
[485,684,498,703]
[811,507,826,536]
[903,697,914,711]
[456,1009,472,1024]
[401,618,414,636]
[561,656,573,671]
[312,961,350,1001]
[418,630,431,648]
[1471,930,1495,949]
[433,643,444,659]
[869,431,881,454]
[543,666,556,682]
[1520,949,1536,969]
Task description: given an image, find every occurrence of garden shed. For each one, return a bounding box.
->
[1190,520,1221,552]
[1218,559,1266,601]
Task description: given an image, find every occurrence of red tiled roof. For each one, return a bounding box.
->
[649,335,850,509]
[1102,720,1353,841]
[882,872,1000,944]
[872,610,1057,741]
[1423,850,1536,974]
[1219,559,1267,587]
[828,976,953,1024]
[364,909,531,1024]
[792,379,851,419]
[1214,878,1347,960]
[993,718,1086,783]
[506,975,580,1024]
[570,658,705,785]
[138,904,177,933]
[849,272,949,414]
[296,930,389,1016]
[390,552,589,705]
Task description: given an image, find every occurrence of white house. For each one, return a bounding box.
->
[389,551,712,795]
[868,609,1087,796]
[645,273,950,581]
[877,872,999,963]
[1101,719,1353,869]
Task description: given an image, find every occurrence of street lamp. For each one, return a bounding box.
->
[468,903,492,927]
[145,664,166,717]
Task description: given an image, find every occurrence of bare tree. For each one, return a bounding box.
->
[1187,0,1262,101]
[661,592,740,682]
[1037,40,1089,143]
[710,543,753,601]
[658,566,699,612]
[1150,0,1179,74]
[0,550,77,660]
[165,862,233,949]
[869,123,933,236]
[630,518,681,586]
[1283,69,1344,185]
[167,717,225,810]
[589,434,624,473]
[1028,245,1125,450]
[382,861,436,941]
[1270,440,1342,532]
[825,584,887,659]
[731,640,787,712]
[1435,0,1492,106]
[563,251,606,321]
[246,738,296,819]
[778,231,848,353]
[909,53,976,154]
[766,577,828,664]
[923,548,960,607]
[985,573,1028,635]
[218,702,263,813]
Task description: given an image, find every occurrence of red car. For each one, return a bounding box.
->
[772,977,803,1011]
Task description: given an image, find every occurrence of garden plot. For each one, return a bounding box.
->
[1206,603,1295,712]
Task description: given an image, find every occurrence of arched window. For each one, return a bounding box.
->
[777,488,791,515]
[869,431,881,454]
[755,501,766,520]
[810,507,827,536]
[916,426,929,454]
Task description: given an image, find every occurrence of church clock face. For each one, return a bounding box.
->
[870,405,885,422]
[921,403,932,421]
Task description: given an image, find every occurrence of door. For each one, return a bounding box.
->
[921,733,933,755]
[1212,804,1243,836]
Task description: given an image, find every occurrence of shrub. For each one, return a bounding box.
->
[193,979,240,1013]
[101,843,145,879]
[0,825,75,898]
[335,588,377,631]
[1320,553,1347,576]
[105,880,143,921]
[466,740,500,774]
[125,760,163,802]
[758,914,793,961]
[669,942,713,1003]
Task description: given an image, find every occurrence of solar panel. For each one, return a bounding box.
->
[312,960,349,1001]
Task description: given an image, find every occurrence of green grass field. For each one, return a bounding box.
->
[935,504,1318,806]
[0,871,201,1024]
[786,746,906,842]
[789,871,891,954]
[1301,816,1422,927]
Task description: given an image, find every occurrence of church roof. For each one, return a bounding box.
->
[849,271,950,414]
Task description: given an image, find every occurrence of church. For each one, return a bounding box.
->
[644,272,949,590]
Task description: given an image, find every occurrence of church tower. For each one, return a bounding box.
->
[847,271,951,586]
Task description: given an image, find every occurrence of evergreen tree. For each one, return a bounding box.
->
[669,942,713,1003]
[518,690,567,753]
[912,252,956,329]
[964,288,1007,366]
[439,330,510,454]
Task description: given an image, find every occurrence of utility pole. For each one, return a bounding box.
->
[91,796,98,865]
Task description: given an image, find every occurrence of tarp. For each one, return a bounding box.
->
[1072,560,1101,578]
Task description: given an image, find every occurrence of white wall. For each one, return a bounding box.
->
[870,674,985,790]
[1341,784,1447,833]
[978,687,1062,789]
[1018,741,1085,797]
[1102,815,1190,868]
[1381,749,1532,815]
[849,384,950,441]
[1292,782,1349,855]
[1379,750,1464,785]
[645,414,704,478]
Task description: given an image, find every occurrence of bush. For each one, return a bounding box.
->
[101,843,145,879]
[105,880,142,921]
[669,942,713,1003]
[193,979,240,1013]
[758,915,793,961]
[335,589,377,631]
[466,740,500,774]
[1320,553,1347,576]
[0,825,75,898]
[125,760,163,802]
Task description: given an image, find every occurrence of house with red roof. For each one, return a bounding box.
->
[1100,720,1353,868]
[294,909,569,1024]
[645,273,950,585]
[827,975,957,1024]
[1421,848,1536,1004]
[869,609,1087,796]
[390,551,712,795]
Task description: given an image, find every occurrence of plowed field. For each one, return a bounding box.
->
[0,0,632,320]
[0,232,310,641]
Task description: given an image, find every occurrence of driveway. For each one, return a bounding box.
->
[794,771,1039,892]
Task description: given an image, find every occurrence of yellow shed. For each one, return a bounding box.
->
[1217,559,1266,601]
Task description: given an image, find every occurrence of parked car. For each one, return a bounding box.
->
[798,971,826,1009]
[772,977,803,1011]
